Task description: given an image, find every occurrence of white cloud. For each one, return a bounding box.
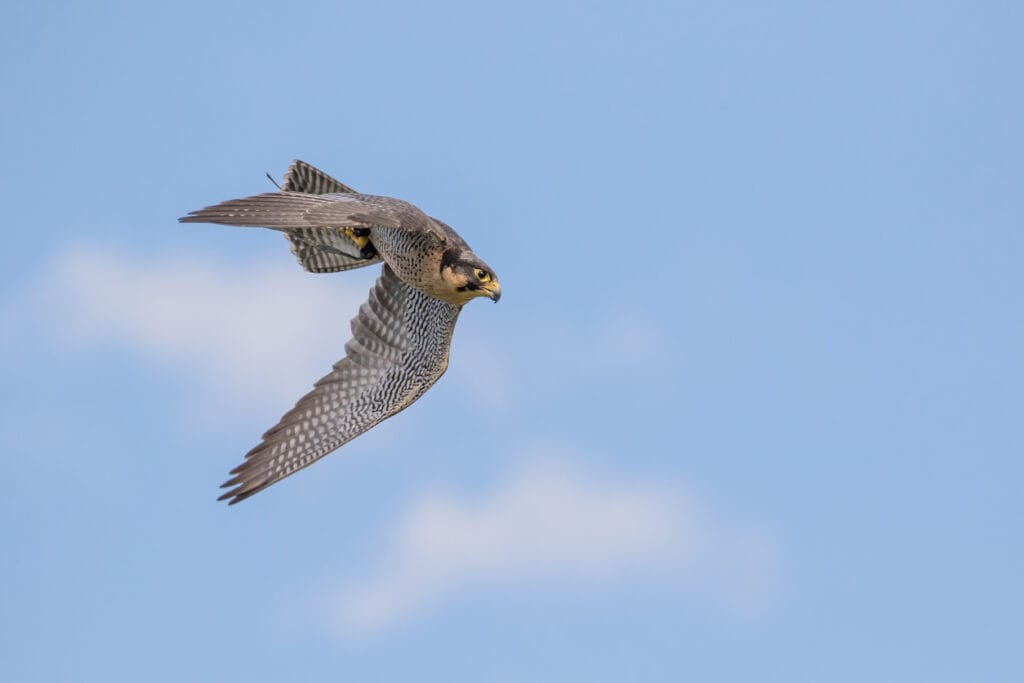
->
[331,459,779,635]
[42,245,374,408]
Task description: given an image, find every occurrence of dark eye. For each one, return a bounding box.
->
[475,269,489,281]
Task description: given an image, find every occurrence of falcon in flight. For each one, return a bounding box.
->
[180,160,501,504]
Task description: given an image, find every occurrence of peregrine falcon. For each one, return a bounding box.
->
[180,160,501,504]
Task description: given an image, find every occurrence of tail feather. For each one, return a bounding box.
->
[283,159,357,194]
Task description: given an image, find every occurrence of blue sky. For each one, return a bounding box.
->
[2,1,1021,680]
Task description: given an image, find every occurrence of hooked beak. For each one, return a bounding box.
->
[483,280,502,302]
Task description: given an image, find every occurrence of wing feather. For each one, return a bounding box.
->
[218,265,461,504]
[179,191,439,236]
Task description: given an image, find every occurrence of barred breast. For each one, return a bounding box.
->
[369,225,454,303]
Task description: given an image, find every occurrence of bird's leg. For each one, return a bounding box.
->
[338,227,377,258]
[339,226,371,250]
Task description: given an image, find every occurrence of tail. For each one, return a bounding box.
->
[282,159,357,194]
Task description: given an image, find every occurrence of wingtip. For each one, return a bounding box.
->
[217,487,244,504]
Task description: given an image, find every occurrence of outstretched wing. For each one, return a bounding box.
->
[280,159,383,273]
[219,265,461,504]
[179,191,440,237]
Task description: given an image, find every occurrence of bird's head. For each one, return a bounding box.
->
[440,247,501,305]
